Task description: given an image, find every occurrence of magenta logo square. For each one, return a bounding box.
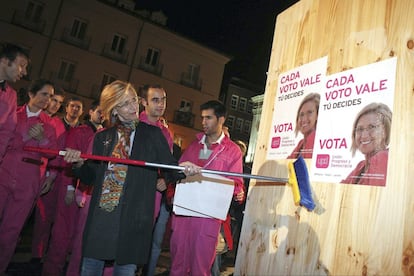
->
[316,154,330,168]
[271,137,281,148]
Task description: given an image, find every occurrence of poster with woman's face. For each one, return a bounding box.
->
[310,57,397,186]
[266,56,328,160]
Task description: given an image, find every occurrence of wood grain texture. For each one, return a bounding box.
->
[235,0,414,275]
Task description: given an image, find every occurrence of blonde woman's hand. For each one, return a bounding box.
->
[64,148,85,166]
[179,161,201,176]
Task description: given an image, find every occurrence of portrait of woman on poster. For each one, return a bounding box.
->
[287,93,320,159]
[341,102,392,186]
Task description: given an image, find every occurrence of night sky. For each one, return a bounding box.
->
[135,0,299,89]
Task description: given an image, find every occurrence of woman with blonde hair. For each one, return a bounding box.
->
[64,80,199,275]
[288,93,320,159]
[342,102,392,186]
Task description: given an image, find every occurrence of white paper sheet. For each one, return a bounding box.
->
[173,172,234,220]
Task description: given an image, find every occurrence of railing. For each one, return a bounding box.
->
[138,56,163,76]
[173,110,195,128]
[180,72,202,90]
[101,44,129,64]
[61,28,91,50]
[50,72,79,94]
[11,10,46,33]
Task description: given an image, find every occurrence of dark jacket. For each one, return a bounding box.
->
[74,122,182,265]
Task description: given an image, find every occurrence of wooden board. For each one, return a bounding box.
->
[235,0,414,275]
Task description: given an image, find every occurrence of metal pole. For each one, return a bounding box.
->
[24,146,288,182]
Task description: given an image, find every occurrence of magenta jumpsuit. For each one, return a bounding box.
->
[31,116,67,258]
[139,111,173,220]
[65,123,100,276]
[0,105,57,273]
[169,133,244,276]
[42,123,90,276]
[0,83,17,160]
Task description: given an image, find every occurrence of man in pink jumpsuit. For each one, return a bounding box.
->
[169,100,244,276]
[138,85,175,276]
[0,43,29,161]
[139,85,173,218]
[31,90,66,263]
[0,79,57,274]
[65,100,105,276]
[42,97,85,275]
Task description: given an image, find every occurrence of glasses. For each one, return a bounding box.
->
[355,124,381,135]
[299,110,315,119]
[117,97,139,109]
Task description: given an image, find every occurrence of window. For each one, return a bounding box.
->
[187,63,200,82]
[25,1,44,22]
[58,60,75,82]
[247,100,253,114]
[235,118,243,132]
[230,95,239,110]
[239,97,247,112]
[145,48,160,66]
[179,99,192,112]
[111,34,126,54]
[70,18,87,40]
[243,120,252,134]
[226,115,235,130]
[101,73,117,90]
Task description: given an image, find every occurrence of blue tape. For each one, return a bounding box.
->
[293,156,315,211]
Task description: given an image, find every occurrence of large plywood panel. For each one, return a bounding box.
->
[235,0,414,275]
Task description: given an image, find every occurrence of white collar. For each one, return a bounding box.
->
[200,132,225,146]
[26,105,42,118]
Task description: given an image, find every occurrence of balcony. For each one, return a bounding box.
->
[61,28,91,50]
[173,110,195,128]
[138,56,163,76]
[180,72,202,90]
[11,10,45,33]
[50,72,79,94]
[101,44,129,64]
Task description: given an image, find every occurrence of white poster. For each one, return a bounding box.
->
[173,173,234,220]
[311,57,397,186]
[267,56,328,160]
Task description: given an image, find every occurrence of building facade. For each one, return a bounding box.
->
[221,77,262,160]
[1,0,230,149]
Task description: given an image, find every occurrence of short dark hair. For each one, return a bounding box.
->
[28,79,54,96]
[200,100,226,118]
[65,96,83,107]
[138,84,164,100]
[89,100,100,111]
[0,43,30,62]
[53,85,65,97]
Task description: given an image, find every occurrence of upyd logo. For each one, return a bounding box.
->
[316,154,330,168]
[271,136,281,148]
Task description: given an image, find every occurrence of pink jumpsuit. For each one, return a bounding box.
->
[139,111,173,220]
[0,83,17,160]
[65,123,98,276]
[0,105,57,273]
[170,133,244,276]
[31,116,67,258]
[42,123,87,276]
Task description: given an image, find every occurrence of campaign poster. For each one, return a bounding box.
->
[311,57,397,186]
[267,56,328,160]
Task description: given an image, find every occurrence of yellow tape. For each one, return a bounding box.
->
[288,161,301,205]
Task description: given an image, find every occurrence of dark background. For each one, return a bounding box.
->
[135,0,299,89]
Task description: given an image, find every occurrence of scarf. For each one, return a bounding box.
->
[99,120,137,212]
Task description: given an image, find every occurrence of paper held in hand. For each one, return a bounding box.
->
[173,173,235,220]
